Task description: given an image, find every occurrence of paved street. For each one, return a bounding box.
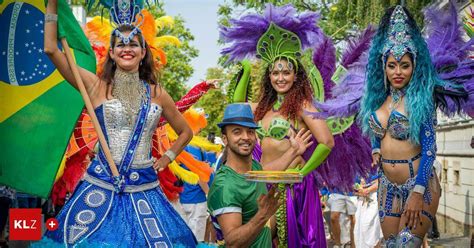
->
[429,234,472,248]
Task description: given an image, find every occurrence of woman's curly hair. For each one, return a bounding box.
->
[254,59,313,121]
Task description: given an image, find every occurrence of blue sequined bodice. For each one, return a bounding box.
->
[369,110,410,140]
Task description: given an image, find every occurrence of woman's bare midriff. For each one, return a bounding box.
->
[380,136,422,185]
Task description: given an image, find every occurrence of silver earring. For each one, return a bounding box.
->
[140,60,143,66]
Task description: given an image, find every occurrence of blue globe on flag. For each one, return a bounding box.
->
[0,2,57,86]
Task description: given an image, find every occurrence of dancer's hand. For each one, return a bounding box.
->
[153,156,170,172]
[371,153,381,167]
[289,128,313,156]
[403,192,423,230]
[356,188,369,197]
[256,185,282,219]
[205,79,221,88]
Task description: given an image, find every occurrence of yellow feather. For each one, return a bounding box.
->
[166,125,221,153]
[189,136,222,153]
[168,162,199,185]
[155,16,175,30]
[154,36,181,48]
[166,124,178,141]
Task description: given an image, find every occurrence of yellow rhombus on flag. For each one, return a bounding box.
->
[0,0,96,198]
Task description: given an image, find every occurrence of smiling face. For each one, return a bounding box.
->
[109,31,146,72]
[269,59,296,94]
[385,53,413,89]
[222,124,256,157]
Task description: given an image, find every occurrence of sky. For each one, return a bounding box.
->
[162,0,226,87]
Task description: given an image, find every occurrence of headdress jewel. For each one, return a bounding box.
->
[256,23,302,71]
[382,5,417,63]
[109,0,145,47]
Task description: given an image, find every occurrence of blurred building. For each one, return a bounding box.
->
[434,0,473,240]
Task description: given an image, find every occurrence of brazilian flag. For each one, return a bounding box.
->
[0,0,95,197]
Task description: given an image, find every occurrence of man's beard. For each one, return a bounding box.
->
[227,142,254,158]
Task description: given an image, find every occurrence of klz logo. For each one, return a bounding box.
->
[9,208,42,240]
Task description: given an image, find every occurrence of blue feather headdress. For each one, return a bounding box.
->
[86,0,155,46]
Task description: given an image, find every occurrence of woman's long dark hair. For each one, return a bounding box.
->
[254,59,313,121]
[101,24,159,97]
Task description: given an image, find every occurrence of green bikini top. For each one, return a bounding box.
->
[256,118,297,141]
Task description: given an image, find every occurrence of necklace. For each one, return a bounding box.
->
[272,94,285,112]
[112,68,146,126]
[389,87,406,111]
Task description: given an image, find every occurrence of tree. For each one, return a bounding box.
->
[217,0,434,45]
[147,6,199,101]
[195,67,232,137]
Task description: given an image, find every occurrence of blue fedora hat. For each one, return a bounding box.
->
[217,103,259,129]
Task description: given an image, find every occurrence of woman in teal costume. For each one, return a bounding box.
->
[37,0,197,246]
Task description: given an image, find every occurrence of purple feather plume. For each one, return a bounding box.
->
[308,26,375,119]
[312,35,336,99]
[309,52,369,119]
[302,125,372,192]
[220,4,324,63]
[341,25,376,68]
[425,1,474,117]
[305,31,374,190]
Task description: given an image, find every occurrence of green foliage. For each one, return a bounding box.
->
[216,0,434,45]
[195,67,232,136]
[324,0,433,41]
[147,6,199,101]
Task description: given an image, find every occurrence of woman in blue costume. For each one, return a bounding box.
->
[38,0,197,246]
[358,5,472,247]
[307,2,473,247]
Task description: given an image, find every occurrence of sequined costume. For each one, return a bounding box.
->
[371,114,439,223]
[52,81,213,207]
[307,2,473,247]
[42,83,197,247]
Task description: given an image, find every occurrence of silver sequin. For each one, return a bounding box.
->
[130,172,140,181]
[101,99,162,164]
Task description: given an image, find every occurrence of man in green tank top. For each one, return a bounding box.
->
[208,103,310,247]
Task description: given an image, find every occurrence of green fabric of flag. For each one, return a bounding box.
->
[0,0,95,198]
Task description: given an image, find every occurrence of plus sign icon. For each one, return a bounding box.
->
[9,208,42,240]
[45,218,59,231]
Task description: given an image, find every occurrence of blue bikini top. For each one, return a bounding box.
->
[368,110,410,141]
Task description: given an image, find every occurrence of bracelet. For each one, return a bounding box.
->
[413,185,426,195]
[371,148,381,155]
[45,13,58,23]
[163,150,177,162]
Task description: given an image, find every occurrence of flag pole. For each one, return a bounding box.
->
[60,38,120,178]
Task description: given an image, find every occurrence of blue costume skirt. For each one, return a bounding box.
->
[34,180,196,247]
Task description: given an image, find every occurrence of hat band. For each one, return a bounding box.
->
[221,117,255,124]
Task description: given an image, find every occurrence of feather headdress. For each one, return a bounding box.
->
[84,10,180,75]
[220,4,323,63]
